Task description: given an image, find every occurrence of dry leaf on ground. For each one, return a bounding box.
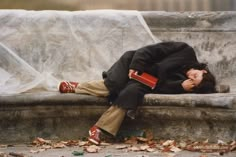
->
[0,152,8,157]
[178,141,187,148]
[128,146,140,151]
[170,146,182,153]
[203,139,209,144]
[41,145,52,149]
[115,145,129,149]
[32,137,51,145]
[185,143,230,153]
[9,152,25,157]
[146,147,156,152]
[125,137,138,145]
[140,145,150,151]
[79,141,89,146]
[53,143,66,148]
[137,137,148,142]
[162,140,175,146]
[30,149,40,154]
[217,140,226,145]
[85,145,101,153]
[63,140,79,146]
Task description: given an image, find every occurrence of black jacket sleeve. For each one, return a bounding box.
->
[156,80,186,94]
[129,42,189,73]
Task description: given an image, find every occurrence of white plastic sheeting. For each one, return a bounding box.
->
[0,10,158,95]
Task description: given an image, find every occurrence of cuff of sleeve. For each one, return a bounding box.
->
[129,64,144,73]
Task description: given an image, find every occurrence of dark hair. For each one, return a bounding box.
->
[193,68,217,94]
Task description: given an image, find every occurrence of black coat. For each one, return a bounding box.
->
[102,42,201,109]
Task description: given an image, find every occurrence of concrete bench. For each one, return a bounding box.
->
[0,11,236,143]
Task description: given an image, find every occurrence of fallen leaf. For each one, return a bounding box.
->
[0,152,8,157]
[162,147,171,152]
[140,145,149,151]
[125,137,138,145]
[186,144,230,153]
[38,148,46,152]
[115,145,129,149]
[162,140,175,146]
[217,140,226,145]
[41,145,52,149]
[230,141,236,146]
[85,145,101,153]
[64,140,79,146]
[170,146,182,153]
[32,137,51,145]
[100,142,111,146]
[230,144,236,151]
[192,141,199,145]
[53,143,65,148]
[137,137,148,142]
[178,141,187,148]
[9,152,25,157]
[30,150,40,153]
[146,148,156,152]
[147,140,157,148]
[203,139,209,144]
[128,146,140,151]
[79,141,88,146]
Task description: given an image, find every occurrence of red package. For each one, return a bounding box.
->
[130,71,158,89]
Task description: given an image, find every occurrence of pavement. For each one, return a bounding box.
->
[1,143,236,157]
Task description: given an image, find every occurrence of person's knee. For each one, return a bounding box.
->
[122,83,142,96]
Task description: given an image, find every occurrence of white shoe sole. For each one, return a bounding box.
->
[88,137,99,145]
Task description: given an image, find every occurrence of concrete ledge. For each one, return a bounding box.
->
[0,92,236,143]
[1,92,235,108]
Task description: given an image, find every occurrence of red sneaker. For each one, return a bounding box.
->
[88,125,101,145]
[59,81,79,93]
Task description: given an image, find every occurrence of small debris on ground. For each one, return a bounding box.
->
[2,135,235,156]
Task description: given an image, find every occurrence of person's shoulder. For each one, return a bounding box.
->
[140,41,192,50]
[154,41,193,51]
[160,41,191,47]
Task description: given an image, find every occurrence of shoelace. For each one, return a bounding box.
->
[63,82,75,92]
[91,129,100,140]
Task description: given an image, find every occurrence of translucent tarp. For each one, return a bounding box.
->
[0,10,158,95]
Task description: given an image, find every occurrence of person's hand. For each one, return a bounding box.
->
[128,69,136,78]
[182,79,195,92]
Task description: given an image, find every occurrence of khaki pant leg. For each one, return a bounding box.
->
[74,80,109,97]
[95,105,126,136]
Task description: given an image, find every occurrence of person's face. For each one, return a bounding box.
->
[186,69,207,87]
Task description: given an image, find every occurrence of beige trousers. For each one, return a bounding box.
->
[75,80,126,136]
[75,80,110,96]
